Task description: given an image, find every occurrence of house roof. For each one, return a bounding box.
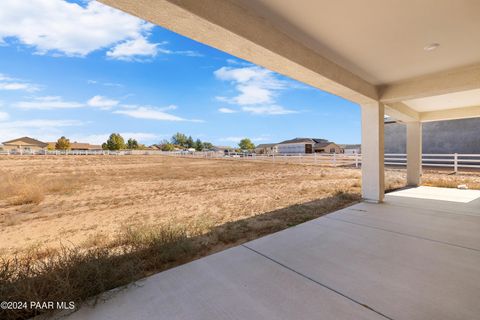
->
[2,136,48,147]
[255,143,277,148]
[47,142,103,150]
[70,143,103,150]
[279,138,329,144]
[339,144,361,149]
[314,142,334,148]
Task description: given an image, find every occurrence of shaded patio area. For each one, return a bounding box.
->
[65,186,480,320]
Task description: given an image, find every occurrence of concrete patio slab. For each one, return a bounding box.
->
[387,186,480,203]
[385,186,480,216]
[247,212,480,319]
[62,187,480,320]
[64,246,384,320]
[328,201,480,251]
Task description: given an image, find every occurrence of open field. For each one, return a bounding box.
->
[0,155,362,256]
[2,155,480,319]
[1,155,480,256]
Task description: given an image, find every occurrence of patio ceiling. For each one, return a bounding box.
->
[100,0,480,122]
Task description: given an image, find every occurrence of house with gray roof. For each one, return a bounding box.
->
[277,138,342,154]
[254,143,278,154]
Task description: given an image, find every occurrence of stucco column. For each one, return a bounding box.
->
[361,102,385,202]
[406,121,422,186]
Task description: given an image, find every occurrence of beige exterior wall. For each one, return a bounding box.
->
[315,143,342,154]
[2,142,46,151]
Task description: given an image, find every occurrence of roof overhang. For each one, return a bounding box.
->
[100,0,480,122]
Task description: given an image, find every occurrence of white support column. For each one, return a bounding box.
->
[406,122,422,186]
[361,102,385,202]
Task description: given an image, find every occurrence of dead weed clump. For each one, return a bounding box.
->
[0,172,84,207]
[0,190,361,320]
[0,224,196,320]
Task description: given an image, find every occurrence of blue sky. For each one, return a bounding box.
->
[0,0,361,147]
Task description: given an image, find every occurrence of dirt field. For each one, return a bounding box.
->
[1,155,480,257]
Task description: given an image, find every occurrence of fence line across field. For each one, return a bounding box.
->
[1,149,479,172]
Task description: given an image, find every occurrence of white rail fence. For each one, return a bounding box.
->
[1,149,479,172]
[384,153,480,172]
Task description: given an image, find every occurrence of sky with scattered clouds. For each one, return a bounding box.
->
[0,0,361,146]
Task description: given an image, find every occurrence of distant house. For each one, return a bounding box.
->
[211,145,235,154]
[277,138,341,154]
[47,142,103,151]
[70,143,103,151]
[340,144,361,154]
[255,143,278,154]
[2,137,48,152]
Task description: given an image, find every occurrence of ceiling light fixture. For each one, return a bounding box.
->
[424,43,440,51]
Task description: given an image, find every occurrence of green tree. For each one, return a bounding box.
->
[194,138,203,151]
[55,136,71,150]
[126,138,139,149]
[238,138,255,150]
[171,132,188,147]
[161,143,175,151]
[158,139,175,151]
[105,133,125,150]
[186,136,195,149]
[202,142,214,150]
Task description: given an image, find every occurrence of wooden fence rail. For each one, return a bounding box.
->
[1,149,479,172]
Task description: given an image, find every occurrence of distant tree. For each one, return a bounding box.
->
[194,139,203,151]
[186,136,195,149]
[171,132,188,147]
[202,142,214,150]
[102,143,108,150]
[238,138,255,150]
[126,138,139,150]
[55,136,71,150]
[162,143,175,151]
[105,133,125,150]
[158,139,175,151]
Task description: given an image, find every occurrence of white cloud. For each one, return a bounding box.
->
[0,119,84,128]
[218,107,237,113]
[219,136,244,142]
[174,50,203,57]
[0,111,9,121]
[0,0,158,59]
[13,95,120,110]
[0,119,84,142]
[214,66,287,105]
[214,66,301,116]
[87,80,123,87]
[87,95,119,109]
[69,132,163,145]
[219,136,269,143]
[0,73,40,92]
[241,105,298,115]
[114,105,202,122]
[106,37,160,61]
[14,96,85,110]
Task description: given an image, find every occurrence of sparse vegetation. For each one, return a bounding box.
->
[55,136,71,151]
[1,156,479,319]
[238,138,255,150]
[168,132,214,150]
[103,133,125,150]
[0,192,359,320]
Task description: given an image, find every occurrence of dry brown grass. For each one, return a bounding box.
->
[0,156,364,256]
[1,155,480,319]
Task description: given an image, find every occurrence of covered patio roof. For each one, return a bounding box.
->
[100,0,480,121]
[63,187,480,319]
[100,0,480,202]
